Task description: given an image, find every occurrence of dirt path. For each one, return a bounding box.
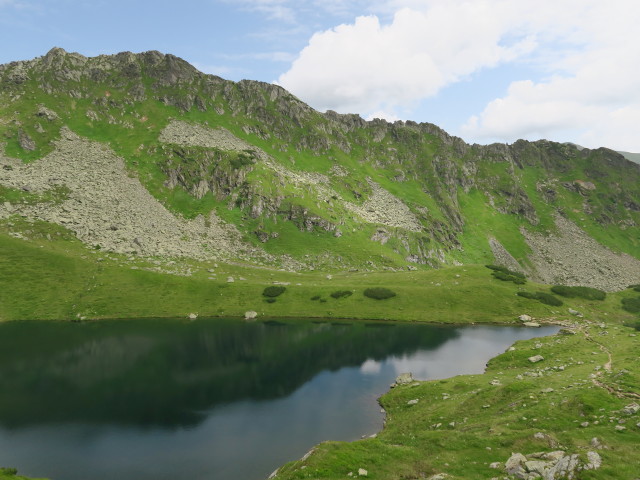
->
[579,324,640,400]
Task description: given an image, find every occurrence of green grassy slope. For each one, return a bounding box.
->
[274,319,640,479]
[2,221,636,324]
[1,49,639,271]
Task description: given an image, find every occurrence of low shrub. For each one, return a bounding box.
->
[330,290,353,299]
[624,320,640,331]
[485,264,526,278]
[517,291,563,306]
[265,298,277,304]
[491,271,526,284]
[621,296,640,314]
[628,284,640,292]
[310,295,321,301]
[262,286,286,298]
[363,287,396,300]
[486,265,526,284]
[551,285,606,301]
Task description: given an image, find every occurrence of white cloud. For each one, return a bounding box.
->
[462,1,640,151]
[276,0,640,150]
[278,2,535,117]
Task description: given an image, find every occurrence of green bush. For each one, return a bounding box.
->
[621,296,640,313]
[550,285,606,301]
[363,287,397,300]
[330,290,353,299]
[491,270,526,284]
[262,286,286,298]
[624,320,640,331]
[310,295,321,301]
[517,291,563,306]
[628,284,640,292]
[485,264,526,278]
[265,298,277,304]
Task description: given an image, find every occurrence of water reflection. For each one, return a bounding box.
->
[0,319,457,428]
[0,319,557,480]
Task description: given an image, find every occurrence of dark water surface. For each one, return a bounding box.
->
[0,319,558,480]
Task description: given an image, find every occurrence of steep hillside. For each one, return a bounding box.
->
[1,48,639,290]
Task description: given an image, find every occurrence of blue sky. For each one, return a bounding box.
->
[1,0,639,152]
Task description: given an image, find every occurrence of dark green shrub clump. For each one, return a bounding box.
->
[624,320,640,331]
[628,284,640,292]
[517,291,563,306]
[363,287,397,300]
[263,286,286,298]
[621,296,640,313]
[486,265,526,278]
[551,285,606,301]
[265,298,277,304]
[310,295,321,301]
[330,290,353,299]
[486,265,526,284]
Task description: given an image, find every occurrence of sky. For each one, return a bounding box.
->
[1,0,639,152]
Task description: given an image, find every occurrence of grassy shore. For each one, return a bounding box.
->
[274,318,640,479]
[1,227,639,480]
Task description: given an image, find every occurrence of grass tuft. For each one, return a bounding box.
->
[550,285,606,301]
[330,290,353,299]
[516,291,563,306]
[363,287,396,300]
[621,296,640,313]
[262,286,286,298]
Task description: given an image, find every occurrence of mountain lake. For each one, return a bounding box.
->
[0,318,558,480]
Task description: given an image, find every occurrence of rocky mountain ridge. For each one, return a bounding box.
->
[1,48,639,290]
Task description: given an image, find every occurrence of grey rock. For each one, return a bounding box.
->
[244,310,257,320]
[524,460,548,475]
[528,355,545,363]
[584,451,602,470]
[505,452,527,476]
[393,372,414,386]
[546,454,580,479]
[622,403,639,415]
[35,105,59,121]
[17,129,35,151]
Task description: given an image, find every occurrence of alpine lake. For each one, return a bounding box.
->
[0,318,558,480]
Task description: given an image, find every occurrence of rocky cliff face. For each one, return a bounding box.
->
[0,48,639,287]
